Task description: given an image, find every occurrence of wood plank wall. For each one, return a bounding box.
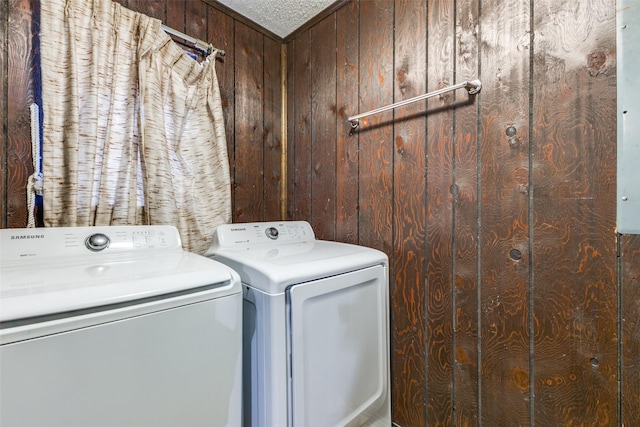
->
[286,0,639,426]
[3,0,640,425]
[1,0,282,228]
[3,0,36,228]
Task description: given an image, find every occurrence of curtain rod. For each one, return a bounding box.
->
[161,24,226,57]
[347,80,481,128]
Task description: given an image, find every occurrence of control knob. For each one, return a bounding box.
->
[265,227,279,240]
[85,233,110,251]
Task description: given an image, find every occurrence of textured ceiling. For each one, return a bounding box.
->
[216,0,336,38]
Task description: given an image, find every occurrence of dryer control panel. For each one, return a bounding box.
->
[209,221,315,252]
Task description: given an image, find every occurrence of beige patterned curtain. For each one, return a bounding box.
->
[40,0,231,254]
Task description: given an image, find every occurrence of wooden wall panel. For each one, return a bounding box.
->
[622,234,640,425]
[453,0,480,423]
[263,37,282,221]
[6,0,34,228]
[234,22,264,222]
[186,0,206,41]
[335,1,358,244]
[479,0,531,424]
[532,1,618,424]
[1,0,7,228]
[291,33,312,221]
[207,6,235,217]
[165,0,185,31]
[425,0,455,424]
[392,1,427,425]
[357,0,393,254]
[127,0,164,20]
[310,16,337,240]
[287,1,623,426]
[286,38,296,219]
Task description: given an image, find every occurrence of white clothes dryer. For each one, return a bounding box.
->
[0,225,242,427]
[206,221,391,427]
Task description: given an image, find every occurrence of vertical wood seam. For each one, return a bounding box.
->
[356,1,360,246]
[331,11,340,240]
[451,2,458,421]
[262,35,266,220]
[475,0,483,423]
[528,1,535,425]
[616,232,622,425]
[423,1,430,421]
[308,31,312,222]
[356,0,360,245]
[280,43,287,220]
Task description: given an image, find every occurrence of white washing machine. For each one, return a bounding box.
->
[206,221,391,427]
[0,225,242,427]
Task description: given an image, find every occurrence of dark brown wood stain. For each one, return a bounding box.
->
[6,0,35,228]
[392,0,427,425]
[310,15,337,241]
[479,0,532,424]
[425,0,456,424]
[454,0,480,424]
[335,0,359,245]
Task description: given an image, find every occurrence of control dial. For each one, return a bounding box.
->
[265,227,279,240]
[85,233,110,251]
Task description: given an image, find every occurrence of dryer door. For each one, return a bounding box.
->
[287,265,388,427]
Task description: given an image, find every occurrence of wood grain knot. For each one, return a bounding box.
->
[455,348,472,365]
[587,50,607,76]
[513,367,529,391]
[510,249,523,261]
[395,136,405,154]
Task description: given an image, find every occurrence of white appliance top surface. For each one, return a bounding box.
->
[207,221,388,294]
[0,225,238,322]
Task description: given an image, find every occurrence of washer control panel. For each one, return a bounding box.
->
[0,226,181,261]
[210,221,315,251]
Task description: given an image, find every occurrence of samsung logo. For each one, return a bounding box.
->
[230,227,246,231]
[10,234,45,240]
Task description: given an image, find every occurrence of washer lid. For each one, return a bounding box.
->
[209,239,387,294]
[0,226,239,322]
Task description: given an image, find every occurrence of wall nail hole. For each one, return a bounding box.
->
[450,184,460,197]
[509,249,523,261]
[590,357,599,367]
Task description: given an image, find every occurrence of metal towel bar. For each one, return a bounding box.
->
[347,80,481,128]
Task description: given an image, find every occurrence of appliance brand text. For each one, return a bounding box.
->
[10,235,45,240]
